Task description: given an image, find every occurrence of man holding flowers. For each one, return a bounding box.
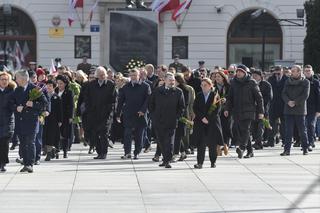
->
[10,70,48,173]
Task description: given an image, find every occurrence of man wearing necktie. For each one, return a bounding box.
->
[263,65,288,148]
[116,68,151,160]
[10,70,48,173]
[149,72,185,168]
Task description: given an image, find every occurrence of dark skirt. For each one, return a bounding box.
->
[43,118,61,147]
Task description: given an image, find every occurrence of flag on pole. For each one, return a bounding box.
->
[89,0,98,22]
[68,0,77,27]
[151,0,170,12]
[172,0,192,21]
[49,59,57,74]
[22,41,30,58]
[14,41,24,70]
[150,0,180,22]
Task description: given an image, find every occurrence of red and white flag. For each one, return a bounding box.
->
[68,0,78,27]
[172,0,192,21]
[89,0,98,22]
[14,41,24,70]
[49,59,57,74]
[150,0,180,21]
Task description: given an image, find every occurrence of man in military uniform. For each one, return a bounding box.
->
[169,55,184,73]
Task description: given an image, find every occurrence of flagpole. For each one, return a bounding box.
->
[81,3,85,30]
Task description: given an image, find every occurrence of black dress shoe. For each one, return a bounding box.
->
[236,148,244,159]
[303,149,308,155]
[16,158,23,165]
[263,142,274,147]
[252,143,263,150]
[165,163,172,168]
[45,155,51,161]
[93,155,102,159]
[26,166,33,173]
[133,155,139,160]
[152,156,160,162]
[0,164,6,172]
[63,152,68,159]
[100,154,107,159]
[10,145,16,150]
[307,146,313,152]
[211,163,216,168]
[178,154,187,161]
[20,166,28,172]
[159,162,166,167]
[244,152,254,159]
[280,151,290,156]
[194,164,203,169]
[121,154,131,159]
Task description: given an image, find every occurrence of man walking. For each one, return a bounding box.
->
[281,65,310,156]
[149,72,185,168]
[10,70,48,173]
[116,68,151,159]
[85,67,116,159]
[224,64,264,159]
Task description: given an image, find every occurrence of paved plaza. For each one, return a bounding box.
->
[0,143,319,213]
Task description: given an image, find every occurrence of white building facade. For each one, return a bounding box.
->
[0,0,306,71]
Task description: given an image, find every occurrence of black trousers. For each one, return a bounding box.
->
[18,134,36,166]
[174,122,185,155]
[234,119,252,151]
[123,126,144,156]
[268,116,285,145]
[90,130,108,156]
[251,119,264,144]
[155,128,175,164]
[0,136,11,164]
[197,135,217,165]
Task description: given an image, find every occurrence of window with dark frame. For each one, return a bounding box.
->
[172,36,188,59]
[74,35,91,59]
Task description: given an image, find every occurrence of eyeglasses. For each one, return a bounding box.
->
[0,78,9,81]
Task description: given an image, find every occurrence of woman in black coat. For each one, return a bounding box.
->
[214,71,231,155]
[0,72,15,172]
[193,78,224,169]
[42,80,62,161]
[56,75,74,158]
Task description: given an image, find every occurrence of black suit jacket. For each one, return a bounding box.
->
[11,83,48,135]
[149,86,185,130]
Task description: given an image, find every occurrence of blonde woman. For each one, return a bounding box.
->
[0,72,16,172]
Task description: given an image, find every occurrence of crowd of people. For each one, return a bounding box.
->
[0,56,319,173]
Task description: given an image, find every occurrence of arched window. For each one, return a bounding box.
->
[227,9,282,70]
[0,6,36,70]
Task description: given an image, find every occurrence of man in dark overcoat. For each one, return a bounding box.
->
[10,70,48,173]
[149,72,185,168]
[85,67,116,159]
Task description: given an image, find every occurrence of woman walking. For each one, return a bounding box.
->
[0,72,16,172]
[193,78,224,169]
